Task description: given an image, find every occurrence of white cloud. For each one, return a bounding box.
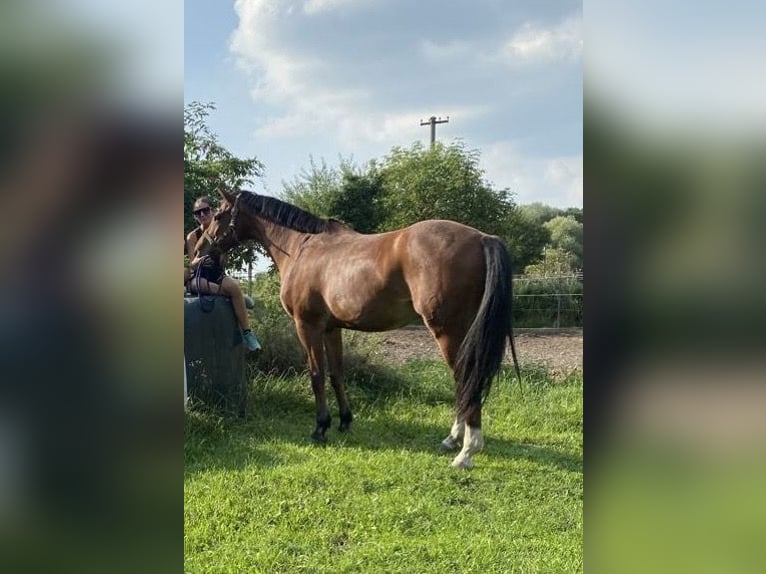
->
[335,105,488,148]
[503,16,582,62]
[544,157,583,207]
[232,0,491,149]
[232,0,369,110]
[224,1,581,197]
[303,0,368,15]
[482,142,582,208]
[231,1,304,102]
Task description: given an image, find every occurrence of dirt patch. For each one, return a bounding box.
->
[363,326,582,377]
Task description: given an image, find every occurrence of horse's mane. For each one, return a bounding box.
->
[237,191,335,234]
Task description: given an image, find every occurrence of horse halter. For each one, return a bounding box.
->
[207,192,240,249]
[224,193,241,245]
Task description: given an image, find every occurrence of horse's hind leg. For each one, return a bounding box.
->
[451,405,484,469]
[425,327,469,452]
[325,328,353,432]
[441,418,465,451]
[294,320,331,442]
[426,323,485,468]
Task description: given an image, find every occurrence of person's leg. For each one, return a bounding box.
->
[189,276,258,350]
[220,277,249,331]
[187,277,216,295]
[220,277,260,351]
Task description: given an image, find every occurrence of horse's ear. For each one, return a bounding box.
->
[218,186,236,205]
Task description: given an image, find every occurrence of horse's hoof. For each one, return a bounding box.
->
[310,432,327,444]
[450,454,474,469]
[339,412,353,433]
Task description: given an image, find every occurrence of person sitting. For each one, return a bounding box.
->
[186,196,260,352]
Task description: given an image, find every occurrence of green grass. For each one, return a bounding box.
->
[185,363,582,573]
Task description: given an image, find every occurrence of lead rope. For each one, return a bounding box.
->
[193,253,222,313]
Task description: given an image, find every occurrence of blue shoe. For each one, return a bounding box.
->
[242,330,261,351]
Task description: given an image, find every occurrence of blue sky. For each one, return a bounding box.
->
[185,0,583,208]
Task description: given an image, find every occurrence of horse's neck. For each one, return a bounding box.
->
[255,219,307,272]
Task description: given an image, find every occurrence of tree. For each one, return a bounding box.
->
[562,207,583,224]
[505,209,551,273]
[378,141,516,238]
[519,202,563,226]
[282,156,343,216]
[283,157,385,233]
[282,142,520,259]
[184,101,264,267]
[544,215,583,270]
[327,171,385,234]
[511,204,583,273]
[524,247,577,276]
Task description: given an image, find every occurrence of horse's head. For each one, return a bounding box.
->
[203,186,240,253]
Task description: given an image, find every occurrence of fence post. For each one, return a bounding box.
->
[247,251,253,298]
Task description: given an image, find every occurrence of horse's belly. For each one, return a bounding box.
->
[329,299,418,332]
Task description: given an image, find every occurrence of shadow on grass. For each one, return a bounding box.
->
[185,360,581,476]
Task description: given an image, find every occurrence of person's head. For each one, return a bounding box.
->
[192,196,214,228]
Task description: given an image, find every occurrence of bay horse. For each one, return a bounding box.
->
[200,187,521,468]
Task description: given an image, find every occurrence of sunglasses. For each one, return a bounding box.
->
[193,207,211,217]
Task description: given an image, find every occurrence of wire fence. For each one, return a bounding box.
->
[229,267,583,329]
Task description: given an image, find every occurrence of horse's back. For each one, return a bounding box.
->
[399,219,487,271]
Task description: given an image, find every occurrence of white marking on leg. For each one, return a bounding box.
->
[451,425,484,469]
[441,418,465,450]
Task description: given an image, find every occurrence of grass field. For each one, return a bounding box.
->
[184,362,583,573]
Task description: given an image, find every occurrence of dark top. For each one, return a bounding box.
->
[190,227,225,284]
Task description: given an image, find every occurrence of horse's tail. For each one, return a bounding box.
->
[455,236,521,421]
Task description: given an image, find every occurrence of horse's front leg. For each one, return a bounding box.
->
[295,320,331,442]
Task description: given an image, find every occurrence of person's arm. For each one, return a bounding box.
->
[186,233,204,269]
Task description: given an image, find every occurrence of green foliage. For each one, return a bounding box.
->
[506,207,552,272]
[245,272,304,375]
[377,141,516,238]
[283,158,384,233]
[519,202,564,226]
[282,157,343,216]
[562,207,583,224]
[282,142,518,240]
[544,216,583,270]
[525,247,579,276]
[185,366,582,573]
[513,274,583,328]
[514,205,583,273]
[184,101,264,268]
[328,171,385,233]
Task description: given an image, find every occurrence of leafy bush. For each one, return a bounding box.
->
[513,275,583,328]
[244,272,304,375]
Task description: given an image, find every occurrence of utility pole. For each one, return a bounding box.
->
[420,115,449,148]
